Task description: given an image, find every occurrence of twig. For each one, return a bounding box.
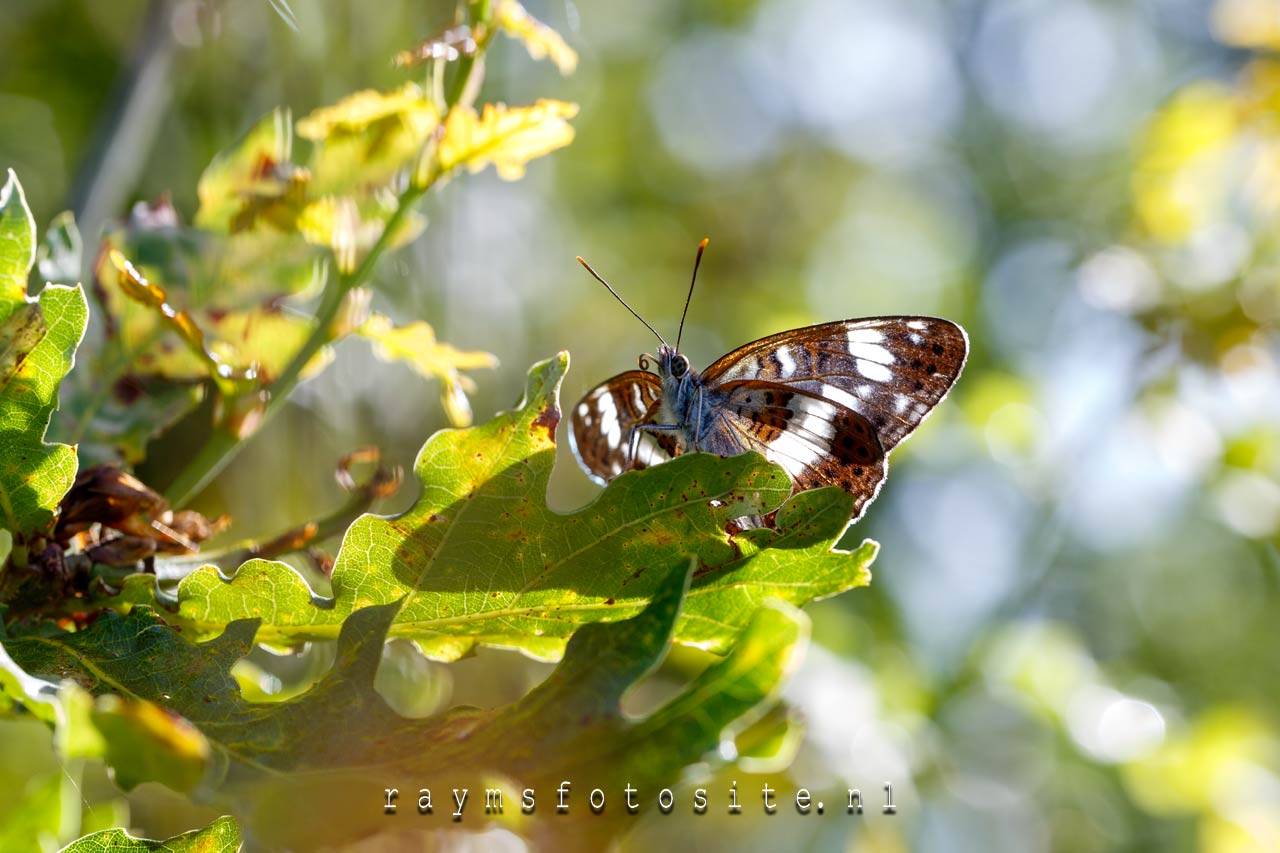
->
[164,3,495,508]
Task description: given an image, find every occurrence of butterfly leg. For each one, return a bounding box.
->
[628,423,681,469]
[691,386,706,451]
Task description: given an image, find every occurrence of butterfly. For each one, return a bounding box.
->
[569,239,968,522]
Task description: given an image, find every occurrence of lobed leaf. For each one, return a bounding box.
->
[0,172,88,543]
[121,354,874,659]
[57,815,240,853]
[495,0,578,74]
[438,99,578,181]
[0,170,36,321]
[10,566,808,848]
[297,84,440,196]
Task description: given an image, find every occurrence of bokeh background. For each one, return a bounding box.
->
[3,0,1279,850]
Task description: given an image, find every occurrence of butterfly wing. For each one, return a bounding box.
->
[570,370,680,485]
[696,379,890,519]
[702,316,968,453]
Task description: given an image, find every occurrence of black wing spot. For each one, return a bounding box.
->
[932,343,945,355]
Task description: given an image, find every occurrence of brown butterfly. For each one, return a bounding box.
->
[569,239,968,522]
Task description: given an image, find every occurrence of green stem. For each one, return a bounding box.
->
[446,0,495,108]
[164,3,494,509]
[165,185,426,508]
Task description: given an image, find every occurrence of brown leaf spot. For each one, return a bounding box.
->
[531,405,561,441]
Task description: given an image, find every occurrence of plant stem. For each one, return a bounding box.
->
[165,184,426,508]
[164,3,495,509]
[447,0,495,108]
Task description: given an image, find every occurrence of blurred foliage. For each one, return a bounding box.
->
[1,0,1279,850]
[8,566,809,850]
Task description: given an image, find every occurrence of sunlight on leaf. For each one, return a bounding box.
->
[297,84,440,196]
[120,354,874,659]
[496,0,578,74]
[57,814,240,853]
[0,174,87,543]
[14,567,810,848]
[297,195,425,275]
[0,170,37,321]
[436,99,578,182]
[92,246,326,387]
[107,249,258,396]
[297,85,438,140]
[356,313,497,426]
[196,109,311,234]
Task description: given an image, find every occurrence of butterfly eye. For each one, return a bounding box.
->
[671,354,689,378]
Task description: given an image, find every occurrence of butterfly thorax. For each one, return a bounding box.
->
[650,344,702,447]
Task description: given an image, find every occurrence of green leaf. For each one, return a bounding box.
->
[121,354,874,659]
[57,815,240,853]
[0,169,36,322]
[0,717,82,850]
[0,641,57,722]
[89,692,212,793]
[11,566,808,848]
[0,273,88,541]
[51,218,327,466]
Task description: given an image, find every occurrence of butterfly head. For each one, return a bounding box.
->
[641,344,694,382]
[577,237,710,390]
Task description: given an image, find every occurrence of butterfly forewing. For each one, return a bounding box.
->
[572,313,967,525]
[704,316,967,453]
[570,371,676,484]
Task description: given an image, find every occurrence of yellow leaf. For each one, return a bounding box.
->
[298,84,441,196]
[196,109,311,234]
[496,0,578,74]
[296,84,439,140]
[98,247,328,389]
[358,313,497,426]
[298,197,361,274]
[298,194,426,274]
[438,99,578,181]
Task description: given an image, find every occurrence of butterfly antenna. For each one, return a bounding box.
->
[675,237,709,352]
[576,255,668,346]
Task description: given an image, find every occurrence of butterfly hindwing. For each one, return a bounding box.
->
[703,316,967,453]
[570,371,677,485]
[571,314,967,524]
[698,380,889,519]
